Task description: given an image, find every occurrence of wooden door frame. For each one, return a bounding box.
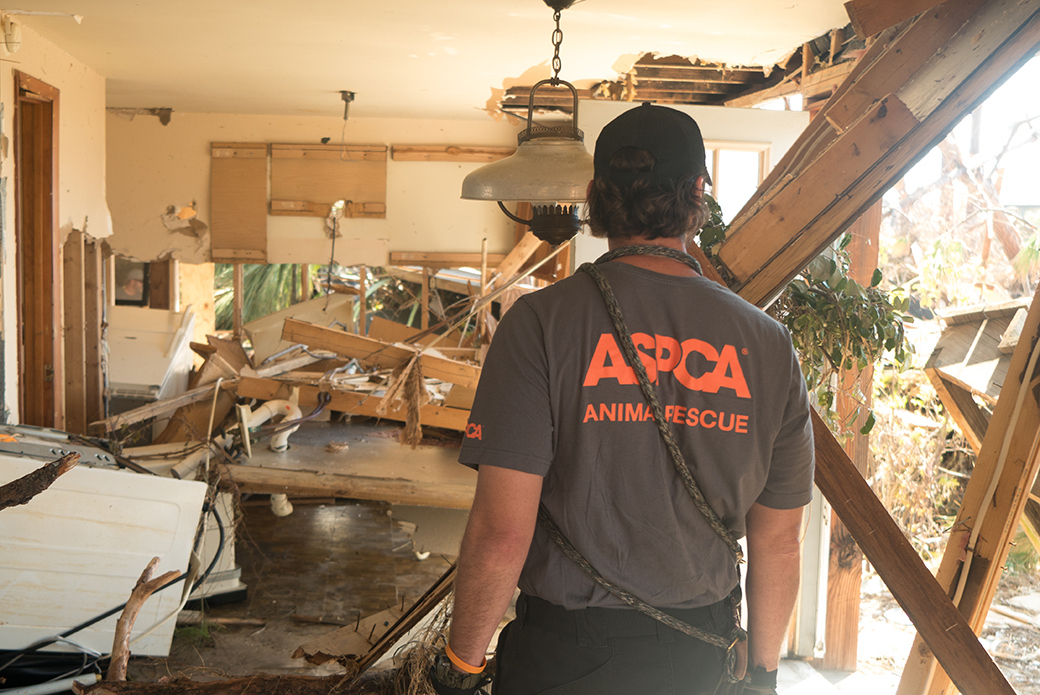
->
[14,70,62,428]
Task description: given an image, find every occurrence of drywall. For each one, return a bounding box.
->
[0,21,109,423]
[106,112,521,265]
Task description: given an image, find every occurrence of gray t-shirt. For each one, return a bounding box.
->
[459,261,814,610]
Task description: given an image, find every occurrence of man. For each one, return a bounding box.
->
[434,103,814,695]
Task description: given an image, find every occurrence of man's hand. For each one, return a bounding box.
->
[740,665,779,694]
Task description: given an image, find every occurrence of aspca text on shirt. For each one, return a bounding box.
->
[580,332,750,434]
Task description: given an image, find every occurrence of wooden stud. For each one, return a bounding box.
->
[232,263,244,338]
[358,264,367,336]
[421,268,430,331]
[147,259,173,310]
[83,239,105,427]
[62,232,86,435]
[492,231,544,290]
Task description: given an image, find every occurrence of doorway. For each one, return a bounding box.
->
[14,71,62,428]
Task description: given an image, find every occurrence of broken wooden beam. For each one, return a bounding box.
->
[92,380,239,433]
[389,251,506,269]
[390,145,515,162]
[0,452,80,511]
[898,283,1040,695]
[845,0,952,39]
[237,377,470,431]
[220,464,474,509]
[281,318,481,390]
[720,0,1040,307]
[108,557,181,682]
[812,409,1015,695]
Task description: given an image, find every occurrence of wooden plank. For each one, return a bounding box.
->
[221,463,474,509]
[83,239,104,427]
[421,269,430,331]
[390,146,515,162]
[210,142,268,264]
[269,200,385,218]
[845,0,954,40]
[280,318,481,390]
[233,264,244,338]
[719,96,920,301]
[359,264,368,335]
[898,284,1040,695]
[927,372,989,453]
[812,409,1015,695]
[62,231,86,435]
[389,251,507,269]
[152,351,240,444]
[491,232,544,290]
[237,377,470,432]
[270,144,386,218]
[92,380,238,432]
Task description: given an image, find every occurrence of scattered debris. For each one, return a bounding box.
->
[0,452,79,511]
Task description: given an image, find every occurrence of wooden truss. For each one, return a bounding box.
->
[708,1,1040,693]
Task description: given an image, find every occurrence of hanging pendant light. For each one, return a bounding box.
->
[461,1,593,246]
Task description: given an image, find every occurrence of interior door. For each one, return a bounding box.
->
[15,71,62,428]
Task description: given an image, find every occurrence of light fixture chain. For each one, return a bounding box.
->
[551,10,563,84]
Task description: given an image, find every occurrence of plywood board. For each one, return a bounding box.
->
[211,143,268,263]
[270,144,387,218]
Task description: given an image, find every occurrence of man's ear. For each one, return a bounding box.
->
[694,175,706,200]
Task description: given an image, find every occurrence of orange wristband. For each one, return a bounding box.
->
[445,642,487,674]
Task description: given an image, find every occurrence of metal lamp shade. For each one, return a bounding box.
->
[461,137,593,203]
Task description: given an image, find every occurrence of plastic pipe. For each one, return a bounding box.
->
[245,400,302,453]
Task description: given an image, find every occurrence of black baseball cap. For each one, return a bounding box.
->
[594,102,712,187]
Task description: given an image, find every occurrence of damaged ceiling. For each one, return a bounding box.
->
[15,0,851,120]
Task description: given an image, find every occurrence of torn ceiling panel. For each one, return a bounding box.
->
[19,1,851,119]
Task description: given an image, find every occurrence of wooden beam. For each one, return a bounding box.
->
[220,463,474,509]
[232,263,244,338]
[237,377,470,432]
[390,146,514,162]
[389,251,506,269]
[358,264,367,335]
[824,200,881,672]
[280,319,481,390]
[898,283,1040,695]
[83,238,105,427]
[812,409,1015,695]
[926,372,990,453]
[421,268,430,331]
[92,380,238,433]
[845,0,952,40]
[148,259,173,310]
[62,232,87,435]
[491,231,544,290]
[719,0,1040,307]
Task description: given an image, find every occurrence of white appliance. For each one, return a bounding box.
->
[0,426,207,656]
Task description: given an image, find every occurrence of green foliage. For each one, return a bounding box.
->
[214,264,314,330]
[696,196,913,435]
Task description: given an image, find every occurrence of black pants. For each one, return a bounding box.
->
[493,594,733,695]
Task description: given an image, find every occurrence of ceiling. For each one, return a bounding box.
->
[14,0,851,120]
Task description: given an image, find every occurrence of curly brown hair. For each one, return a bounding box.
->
[583,146,708,240]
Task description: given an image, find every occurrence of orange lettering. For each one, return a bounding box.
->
[583,404,599,422]
[686,408,699,426]
[701,410,717,428]
[735,415,749,433]
[583,334,637,386]
[632,333,657,383]
[664,405,675,421]
[713,345,751,398]
[674,339,719,391]
[718,412,735,431]
[466,423,483,440]
[624,402,645,421]
[655,334,682,379]
[600,403,617,421]
[672,406,686,424]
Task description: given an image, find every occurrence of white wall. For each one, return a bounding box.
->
[106,113,522,265]
[0,23,109,423]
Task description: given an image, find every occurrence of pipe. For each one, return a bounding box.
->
[0,673,100,695]
[246,400,302,453]
[170,435,229,479]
